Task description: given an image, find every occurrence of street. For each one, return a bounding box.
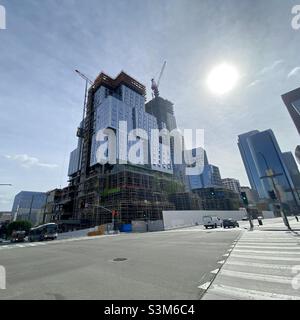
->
[0,226,240,300]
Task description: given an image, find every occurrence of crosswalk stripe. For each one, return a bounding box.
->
[220,269,293,284]
[236,245,299,250]
[230,253,300,261]
[209,284,300,300]
[234,249,300,255]
[236,242,299,246]
[226,260,295,270]
[238,240,299,243]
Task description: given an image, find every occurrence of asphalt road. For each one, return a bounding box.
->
[0,227,240,300]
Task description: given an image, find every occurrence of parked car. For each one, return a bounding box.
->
[10,231,26,243]
[203,216,223,229]
[223,218,239,228]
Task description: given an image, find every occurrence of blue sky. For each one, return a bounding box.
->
[0,0,300,210]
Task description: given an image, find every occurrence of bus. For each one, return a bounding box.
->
[28,223,58,242]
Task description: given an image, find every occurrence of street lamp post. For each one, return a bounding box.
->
[257,152,291,230]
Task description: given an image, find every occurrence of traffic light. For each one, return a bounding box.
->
[240,192,249,206]
[268,190,277,200]
[112,210,118,217]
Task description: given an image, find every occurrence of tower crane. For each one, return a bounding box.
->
[75,69,94,123]
[151,61,167,98]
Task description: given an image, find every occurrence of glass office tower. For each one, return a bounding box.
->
[282,87,300,135]
[238,130,268,198]
[238,129,300,213]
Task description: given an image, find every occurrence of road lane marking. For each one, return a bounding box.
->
[217,260,225,264]
[208,284,300,300]
[210,269,220,274]
[198,282,211,290]
[220,269,293,284]
[223,253,230,257]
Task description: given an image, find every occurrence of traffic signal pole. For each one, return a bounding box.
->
[241,192,254,231]
[257,152,292,231]
[261,169,291,231]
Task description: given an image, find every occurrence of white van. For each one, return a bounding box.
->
[203,216,223,229]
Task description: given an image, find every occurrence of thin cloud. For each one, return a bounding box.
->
[258,60,284,76]
[287,67,300,78]
[5,154,58,169]
[247,79,262,88]
[247,60,284,89]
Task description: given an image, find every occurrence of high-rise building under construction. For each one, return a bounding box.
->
[66,71,188,227]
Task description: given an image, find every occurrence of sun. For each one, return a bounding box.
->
[206,63,239,95]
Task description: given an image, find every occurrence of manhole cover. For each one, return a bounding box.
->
[113,258,128,262]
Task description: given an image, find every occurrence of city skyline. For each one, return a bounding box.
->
[1,0,300,211]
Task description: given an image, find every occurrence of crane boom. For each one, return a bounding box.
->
[157,61,166,88]
[151,61,167,98]
[75,69,94,85]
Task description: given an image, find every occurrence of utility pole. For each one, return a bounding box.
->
[258,152,292,230]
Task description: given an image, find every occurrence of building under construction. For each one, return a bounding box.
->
[63,70,191,228]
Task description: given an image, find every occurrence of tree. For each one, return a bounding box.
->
[7,221,32,236]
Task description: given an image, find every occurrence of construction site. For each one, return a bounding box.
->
[43,63,205,230]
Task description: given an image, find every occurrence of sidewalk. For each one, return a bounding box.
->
[202,218,300,300]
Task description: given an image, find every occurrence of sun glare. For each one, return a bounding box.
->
[207,63,239,95]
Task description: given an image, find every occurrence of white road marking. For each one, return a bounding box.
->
[210,269,220,274]
[234,249,300,255]
[209,284,300,300]
[230,253,300,262]
[226,260,295,270]
[236,245,299,250]
[238,240,299,244]
[220,269,293,284]
[217,260,225,264]
[198,282,211,290]
[227,249,233,252]
[236,242,299,246]
[223,253,230,257]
